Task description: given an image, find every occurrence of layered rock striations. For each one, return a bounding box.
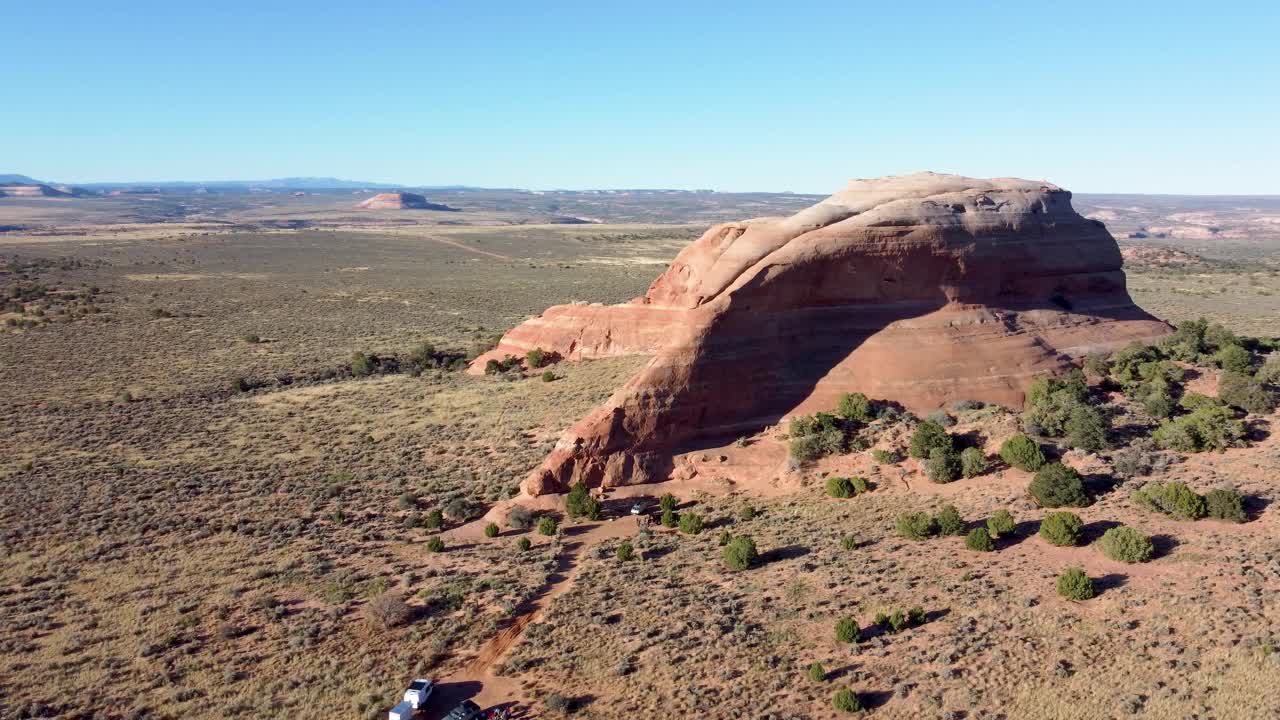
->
[474,173,1172,495]
[357,191,456,211]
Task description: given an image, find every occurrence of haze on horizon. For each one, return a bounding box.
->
[6,0,1279,195]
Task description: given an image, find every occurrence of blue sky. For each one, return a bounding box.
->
[5,1,1278,193]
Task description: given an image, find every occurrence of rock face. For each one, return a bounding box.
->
[356,192,455,211]
[475,172,1172,495]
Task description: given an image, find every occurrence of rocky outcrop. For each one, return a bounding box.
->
[476,172,1172,495]
[357,192,457,211]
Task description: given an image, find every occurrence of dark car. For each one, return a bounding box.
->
[444,700,482,720]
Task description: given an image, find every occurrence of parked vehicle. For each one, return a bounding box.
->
[629,500,647,516]
[443,699,482,720]
[388,700,416,720]
[403,678,434,710]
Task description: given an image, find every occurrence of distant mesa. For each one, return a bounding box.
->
[471,171,1173,495]
[0,183,92,198]
[356,191,458,211]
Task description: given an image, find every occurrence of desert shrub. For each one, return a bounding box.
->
[1024,371,1090,436]
[909,420,953,459]
[1219,371,1277,414]
[426,537,445,553]
[960,447,988,478]
[826,476,856,498]
[1057,567,1095,600]
[871,448,900,464]
[350,351,376,377]
[1038,511,1083,546]
[925,447,961,483]
[445,497,479,522]
[659,493,678,512]
[849,476,869,493]
[541,370,556,382]
[835,617,861,643]
[537,516,558,536]
[808,662,827,682]
[1065,404,1109,452]
[1000,434,1046,471]
[1112,442,1155,479]
[242,333,260,344]
[616,541,634,561]
[837,392,873,422]
[517,537,531,552]
[365,591,411,629]
[1257,355,1280,384]
[954,398,986,411]
[1205,487,1246,523]
[230,377,249,393]
[789,412,848,461]
[397,492,418,510]
[926,409,956,427]
[739,504,756,520]
[719,530,733,546]
[896,512,938,540]
[965,527,995,552]
[840,535,858,550]
[565,483,602,520]
[484,522,499,538]
[1213,343,1255,373]
[1153,405,1245,452]
[1083,353,1110,378]
[1029,462,1090,508]
[1099,526,1154,563]
[832,689,862,713]
[1131,481,1207,520]
[424,508,444,530]
[678,512,704,535]
[544,693,569,713]
[723,535,759,571]
[660,509,678,527]
[525,347,548,369]
[506,506,533,530]
[986,509,1016,537]
[935,504,965,536]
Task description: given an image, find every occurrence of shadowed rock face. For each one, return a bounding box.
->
[472,172,1172,495]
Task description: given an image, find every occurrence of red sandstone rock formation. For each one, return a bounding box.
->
[474,173,1172,495]
[356,192,455,211]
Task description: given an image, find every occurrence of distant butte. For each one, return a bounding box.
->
[471,172,1173,495]
[356,191,458,211]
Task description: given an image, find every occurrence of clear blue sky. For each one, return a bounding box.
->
[5,1,1278,193]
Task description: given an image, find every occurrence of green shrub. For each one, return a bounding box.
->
[909,420,953,459]
[789,413,848,461]
[986,509,1016,537]
[1130,481,1207,520]
[1038,511,1083,546]
[925,447,960,483]
[1205,487,1246,523]
[723,535,759,571]
[718,530,733,546]
[525,347,548,369]
[659,493,678,512]
[678,512,704,535]
[1099,526,1154,563]
[1024,372,1091,437]
[965,527,995,552]
[1029,463,1090,508]
[660,509,678,528]
[808,661,827,682]
[871,448,900,464]
[896,512,937,540]
[1153,405,1245,452]
[537,516,558,536]
[935,504,965,536]
[835,617,860,643]
[826,476,856,498]
[426,536,445,553]
[424,508,444,530]
[484,522,499,538]
[1213,344,1255,373]
[1179,392,1222,411]
[1257,355,1280,384]
[832,689,862,713]
[849,476,869,494]
[1057,567,1095,600]
[840,535,858,551]
[541,370,556,382]
[837,392,873,422]
[739,504,756,520]
[565,483,602,520]
[1219,371,1277,414]
[517,537,531,552]
[1000,434,1046,471]
[1065,404,1109,452]
[350,351,376,377]
[960,447,988,478]
[616,541,634,561]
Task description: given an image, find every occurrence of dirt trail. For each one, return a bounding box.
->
[436,516,637,713]
[422,234,513,261]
